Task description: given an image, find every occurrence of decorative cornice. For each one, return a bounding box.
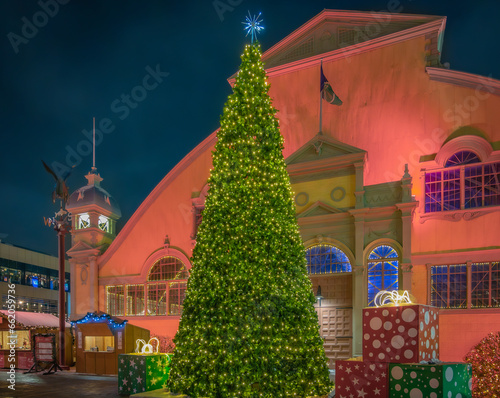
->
[297,211,351,226]
[418,206,499,224]
[287,152,365,179]
[426,67,500,97]
[67,241,102,259]
[396,201,419,216]
[297,200,344,218]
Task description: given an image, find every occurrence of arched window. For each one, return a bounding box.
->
[367,245,399,306]
[146,256,189,316]
[306,244,352,274]
[445,151,480,167]
[424,143,500,213]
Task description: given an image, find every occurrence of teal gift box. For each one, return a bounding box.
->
[389,363,472,398]
[118,353,173,395]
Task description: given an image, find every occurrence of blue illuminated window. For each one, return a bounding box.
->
[367,245,399,306]
[306,245,352,274]
[32,276,39,288]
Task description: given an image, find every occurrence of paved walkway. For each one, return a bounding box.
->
[0,369,335,398]
[0,369,121,398]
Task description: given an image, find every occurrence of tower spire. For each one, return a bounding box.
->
[92,117,97,173]
[85,117,102,186]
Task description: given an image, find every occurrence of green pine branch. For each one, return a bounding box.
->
[167,43,331,398]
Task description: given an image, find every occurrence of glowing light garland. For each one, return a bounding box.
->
[166,42,332,397]
[374,290,413,307]
[135,338,160,354]
[71,312,127,329]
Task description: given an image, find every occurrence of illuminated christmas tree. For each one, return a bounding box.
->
[464,331,500,397]
[167,41,331,398]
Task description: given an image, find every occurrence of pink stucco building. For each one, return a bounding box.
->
[67,10,500,367]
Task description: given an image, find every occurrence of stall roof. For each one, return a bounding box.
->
[0,311,71,328]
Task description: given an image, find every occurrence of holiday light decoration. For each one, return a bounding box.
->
[464,331,500,397]
[135,338,160,354]
[374,289,413,307]
[71,312,127,329]
[242,12,264,43]
[167,42,331,397]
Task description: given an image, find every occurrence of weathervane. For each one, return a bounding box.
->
[243,12,264,43]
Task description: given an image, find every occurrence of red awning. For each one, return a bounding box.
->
[0,311,71,328]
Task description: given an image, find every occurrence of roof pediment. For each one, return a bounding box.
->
[67,240,101,258]
[262,9,444,70]
[286,134,366,165]
[297,201,344,218]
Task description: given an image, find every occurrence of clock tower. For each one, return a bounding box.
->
[66,166,121,320]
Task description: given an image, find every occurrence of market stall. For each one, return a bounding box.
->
[0,311,72,369]
[73,312,149,375]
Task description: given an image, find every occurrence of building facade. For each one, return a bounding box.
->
[69,10,500,367]
[0,241,70,316]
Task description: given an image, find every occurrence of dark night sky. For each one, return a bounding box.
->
[1,0,498,256]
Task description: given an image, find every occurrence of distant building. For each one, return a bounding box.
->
[69,9,500,367]
[0,241,70,316]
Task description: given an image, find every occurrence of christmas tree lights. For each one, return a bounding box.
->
[167,42,331,397]
[464,331,500,397]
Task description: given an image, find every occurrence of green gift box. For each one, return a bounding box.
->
[389,363,472,398]
[118,353,173,395]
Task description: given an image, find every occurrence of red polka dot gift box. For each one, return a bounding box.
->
[335,359,389,398]
[363,305,439,363]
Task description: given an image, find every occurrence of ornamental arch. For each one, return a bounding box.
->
[304,237,354,367]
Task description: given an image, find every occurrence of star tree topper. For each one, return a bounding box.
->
[243,12,264,43]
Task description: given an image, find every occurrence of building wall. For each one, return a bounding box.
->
[0,242,70,315]
[93,16,500,360]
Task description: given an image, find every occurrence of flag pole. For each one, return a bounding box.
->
[319,59,323,135]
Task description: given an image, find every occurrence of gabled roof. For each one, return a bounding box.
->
[229,9,446,83]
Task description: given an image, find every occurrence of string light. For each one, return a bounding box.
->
[465,331,500,397]
[166,42,332,397]
[71,312,127,329]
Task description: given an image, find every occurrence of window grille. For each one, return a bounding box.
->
[424,159,500,213]
[367,245,399,306]
[107,256,188,317]
[431,262,499,308]
[306,245,352,274]
[106,285,124,316]
[126,284,145,315]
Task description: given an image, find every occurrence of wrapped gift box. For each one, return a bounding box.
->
[363,305,439,363]
[335,359,389,397]
[389,363,472,398]
[118,353,172,395]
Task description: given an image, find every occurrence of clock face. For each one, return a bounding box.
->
[99,215,110,232]
[79,214,90,229]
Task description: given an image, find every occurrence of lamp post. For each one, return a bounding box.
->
[53,207,70,367]
[43,160,72,368]
[315,285,324,307]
